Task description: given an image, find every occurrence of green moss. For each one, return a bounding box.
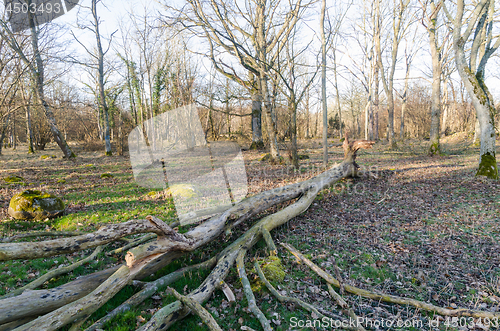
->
[259,153,271,162]
[57,179,66,184]
[166,184,197,198]
[100,173,114,179]
[298,154,310,160]
[249,141,265,150]
[429,142,441,156]
[259,153,285,164]
[476,152,498,179]
[40,154,56,159]
[105,151,113,156]
[3,176,24,183]
[8,190,65,220]
[252,256,286,292]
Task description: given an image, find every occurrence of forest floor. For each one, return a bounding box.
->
[0,132,499,331]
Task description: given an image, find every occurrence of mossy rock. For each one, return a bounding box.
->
[57,179,66,184]
[165,184,197,198]
[100,173,114,179]
[40,154,56,159]
[8,190,65,220]
[4,176,25,183]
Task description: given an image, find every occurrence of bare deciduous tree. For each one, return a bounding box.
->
[168,0,311,162]
[0,2,75,158]
[443,0,499,179]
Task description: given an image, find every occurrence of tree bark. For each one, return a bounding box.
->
[92,0,112,156]
[250,77,264,150]
[428,0,442,155]
[445,0,498,179]
[26,1,75,158]
[321,0,328,167]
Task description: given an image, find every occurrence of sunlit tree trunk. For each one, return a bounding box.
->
[444,0,498,179]
[427,0,442,155]
[22,3,75,158]
[321,0,328,167]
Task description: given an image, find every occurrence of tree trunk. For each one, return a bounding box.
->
[290,99,299,169]
[0,113,10,156]
[428,4,441,155]
[250,85,264,149]
[92,0,112,156]
[455,49,497,178]
[374,64,379,140]
[321,0,328,167]
[25,103,34,154]
[449,0,498,179]
[441,77,449,136]
[26,3,75,158]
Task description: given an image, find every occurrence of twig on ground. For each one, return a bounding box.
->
[327,284,366,331]
[169,287,223,331]
[236,250,272,331]
[282,242,500,320]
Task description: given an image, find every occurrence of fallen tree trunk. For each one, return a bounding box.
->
[0,134,374,330]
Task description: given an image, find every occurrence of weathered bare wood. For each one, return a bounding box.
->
[0,231,84,243]
[107,234,157,256]
[261,227,277,256]
[0,266,119,325]
[15,255,160,331]
[4,135,375,329]
[282,243,500,320]
[0,316,36,331]
[85,257,217,331]
[135,136,375,329]
[0,219,167,261]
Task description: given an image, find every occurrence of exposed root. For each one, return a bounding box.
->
[282,242,500,320]
[169,287,223,331]
[236,250,272,331]
[1,245,104,299]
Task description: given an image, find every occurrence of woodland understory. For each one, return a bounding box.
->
[0,135,499,331]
